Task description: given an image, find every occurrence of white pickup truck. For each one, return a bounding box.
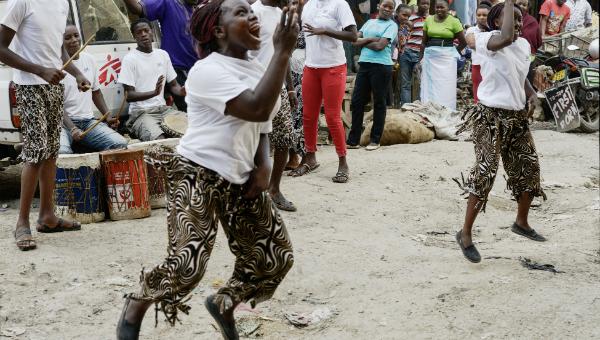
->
[0,0,160,165]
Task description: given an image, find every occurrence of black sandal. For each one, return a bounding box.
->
[289,163,320,177]
[271,193,297,212]
[456,230,481,263]
[205,294,239,340]
[116,297,142,340]
[37,218,81,233]
[511,223,546,242]
[332,171,349,183]
[14,227,36,251]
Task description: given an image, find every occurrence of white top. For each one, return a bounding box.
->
[118,48,177,112]
[476,31,531,111]
[565,0,592,31]
[248,1,281,67]
[177,53,280,185]
[62,53,100,120]
[465,26,483,65]
[1,0,69,85]
[301,0,356,68]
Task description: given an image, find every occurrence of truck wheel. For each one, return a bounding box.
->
[579,101,599,133]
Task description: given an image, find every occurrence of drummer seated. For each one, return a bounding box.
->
[59,25,128,154]
[118,18,186,142]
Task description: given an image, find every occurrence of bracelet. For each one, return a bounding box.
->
[287,90,296,94]
[70,127,79,133]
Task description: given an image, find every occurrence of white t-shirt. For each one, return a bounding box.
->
[302,0,356,68]
[177,53,280,185]
[118,48,177,112]
[476,31,531,110]
[465,25,483,65]
[248,1,281,67]
[62,53,100,120]
[1,0,69,85]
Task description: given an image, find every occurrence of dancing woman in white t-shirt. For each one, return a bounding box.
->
[116,1,300,339]
[455,0,547,264]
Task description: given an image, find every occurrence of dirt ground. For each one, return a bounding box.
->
[0,128,598,340]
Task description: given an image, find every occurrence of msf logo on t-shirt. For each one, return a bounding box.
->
[99,55,122,86]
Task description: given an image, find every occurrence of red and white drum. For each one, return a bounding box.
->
[100,149,150,220]
[128,138,179,209]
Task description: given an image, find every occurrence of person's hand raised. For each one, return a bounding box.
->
[273,1,303,56]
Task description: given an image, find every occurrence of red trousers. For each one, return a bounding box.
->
[472,64,482,103]
[302,64,347,157]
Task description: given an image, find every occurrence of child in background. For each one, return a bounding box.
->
[465,1,491,103]
[393,4,413,62]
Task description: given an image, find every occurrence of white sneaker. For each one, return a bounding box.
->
[365,143,380,151]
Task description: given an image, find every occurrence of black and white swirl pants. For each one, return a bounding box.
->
[128,153,294,325]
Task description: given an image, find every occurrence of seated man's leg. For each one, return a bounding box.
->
[59,127,74,154]
[129,108,166,142]
[80,119,128,151]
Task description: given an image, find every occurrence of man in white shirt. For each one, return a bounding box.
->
[249,0,299,212]
[118,18,186,142]
[565,0,593,31]
[60,25,128,154]
[0,0,91,250]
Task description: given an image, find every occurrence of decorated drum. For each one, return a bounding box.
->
[128,138,179,208]
[54,153,105,224]
[100,149,151,220]
[160,112,188,137]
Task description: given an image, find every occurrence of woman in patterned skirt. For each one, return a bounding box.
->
[456,0,546,264]
[286,29,307,170]
[116,0,299,338]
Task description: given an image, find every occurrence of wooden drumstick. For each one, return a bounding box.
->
[80,94,127,138]
[62,34,96,71]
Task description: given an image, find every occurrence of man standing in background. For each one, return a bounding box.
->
[122,0,198,112]
[564,0,592,31]
[539,0,571,37]
[399,0,429,105]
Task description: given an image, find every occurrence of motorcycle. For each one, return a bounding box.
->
[535,47,599,133]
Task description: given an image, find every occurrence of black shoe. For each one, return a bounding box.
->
[511,223,546,242]
[456,230,481,263]
[205,295,239,340]
[116,297,142,340]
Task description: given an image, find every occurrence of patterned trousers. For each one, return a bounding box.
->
[458,104,546,210]
[129,153,294,325]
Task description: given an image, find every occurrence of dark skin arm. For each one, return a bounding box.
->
[353,31,389,51]
[225,7,300,122]
[123,75,164,103]
[122,0,144,16]
[487,0,516,51]
[455,30,467,54]
[285,65,298,111]
[92,89,121,129]
[0,25,65,85]
[419,33,428,61]
[539,15,548,38]
[243,134,272,199]
[61,46,91,91]
[303,24,358,42]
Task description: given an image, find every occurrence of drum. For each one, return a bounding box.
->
[160,112,188,137]
[100,149,151,220]
[128,138,179,209]
[54,153,105,224]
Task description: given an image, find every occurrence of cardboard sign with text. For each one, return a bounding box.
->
[544,84,581,132]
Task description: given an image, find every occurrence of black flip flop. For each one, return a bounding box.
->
[37,218,81,233]
[456,230,481,263]
[14,228,36,251]
[511,223,546,242]
[205,295,239,340]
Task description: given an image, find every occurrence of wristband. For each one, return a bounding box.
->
[70,127,79,133]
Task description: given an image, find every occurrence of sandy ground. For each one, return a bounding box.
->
[0,128,598,340]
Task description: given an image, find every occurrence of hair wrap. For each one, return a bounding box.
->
[190,0,226,59]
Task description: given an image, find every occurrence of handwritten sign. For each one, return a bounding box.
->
[544,84,581,132]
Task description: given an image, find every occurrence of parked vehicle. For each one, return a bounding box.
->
[535,42,599,133]
[0,0,160,164]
